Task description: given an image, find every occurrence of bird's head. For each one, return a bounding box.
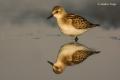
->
[47,6,66,19]
[47,60,64,74]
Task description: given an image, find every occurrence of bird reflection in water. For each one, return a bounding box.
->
[47,42,100,74]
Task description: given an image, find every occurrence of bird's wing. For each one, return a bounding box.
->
[71,50,89,64]
[71,50,100,64]
[65,13,94,29]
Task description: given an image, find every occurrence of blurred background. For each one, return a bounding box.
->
[0,0,120,80]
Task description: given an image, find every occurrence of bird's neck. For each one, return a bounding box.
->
[55,61,66,69]
[56,14,66,25]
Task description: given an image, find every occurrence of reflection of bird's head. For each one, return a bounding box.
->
[47,6,66,19]
[53,64,64,74]
[47,61,65,74]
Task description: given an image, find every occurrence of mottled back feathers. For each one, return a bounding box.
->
[62,13,100,29]
[62,50,100,66]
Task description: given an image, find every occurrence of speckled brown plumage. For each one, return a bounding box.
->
[72,50,89,64]
[62,13,98,29]
[62,50,98,66]
[47,42,100,74]
[48,5,100,42]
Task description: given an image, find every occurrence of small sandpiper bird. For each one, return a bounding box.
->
[47,42,100,74]
[47,6,100,42]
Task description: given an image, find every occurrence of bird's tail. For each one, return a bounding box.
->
[93,51,101,54]
[92,24,100,27]
[88,51,100,56]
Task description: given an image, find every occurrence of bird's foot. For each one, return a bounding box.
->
[75,36,79,42]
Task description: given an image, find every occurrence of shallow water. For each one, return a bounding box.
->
[0,22,120,80]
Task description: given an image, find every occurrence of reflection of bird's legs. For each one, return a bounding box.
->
[75,36,79,42]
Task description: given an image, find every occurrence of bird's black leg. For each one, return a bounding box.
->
[75,36,79,42]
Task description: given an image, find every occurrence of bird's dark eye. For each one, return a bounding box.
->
[56,11,58,13]
[55,66,59,69]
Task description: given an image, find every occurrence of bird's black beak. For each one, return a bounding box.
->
[47,61,54,66]
[47,14,53,19]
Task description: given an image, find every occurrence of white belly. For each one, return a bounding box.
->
[59,24,87,36]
